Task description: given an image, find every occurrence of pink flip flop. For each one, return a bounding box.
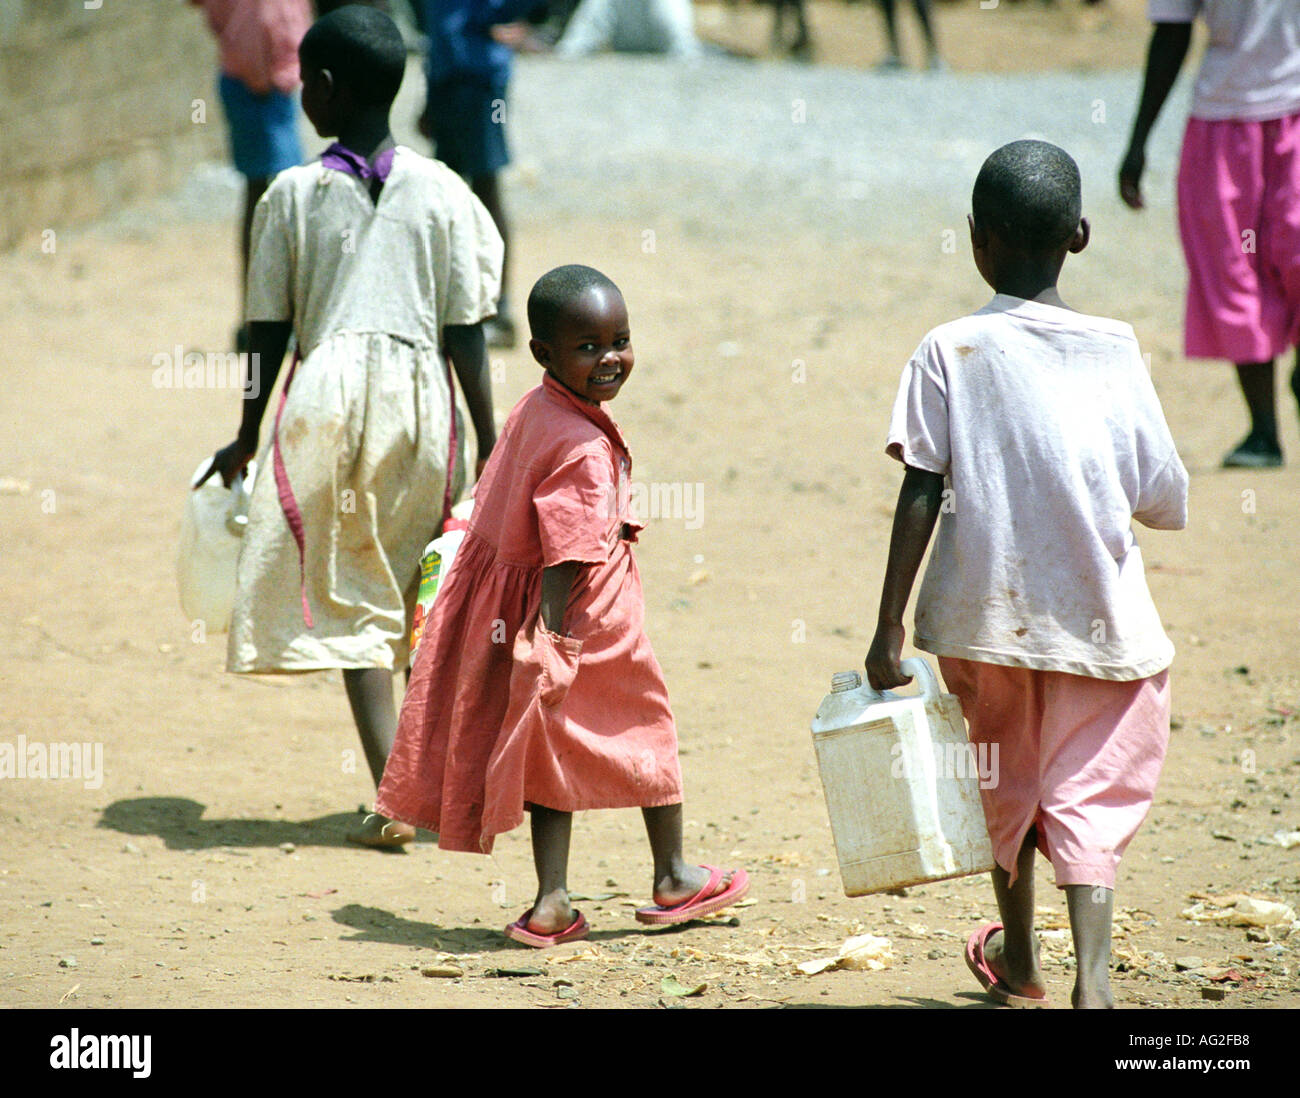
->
[635,865,751,926]
[504,908,590,949]
[964,922,1050,1008]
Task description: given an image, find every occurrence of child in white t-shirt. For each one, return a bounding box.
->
[1121,0,1300,467]
[866,140,1188,1009]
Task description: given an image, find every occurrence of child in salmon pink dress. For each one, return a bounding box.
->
[377,264,749,947]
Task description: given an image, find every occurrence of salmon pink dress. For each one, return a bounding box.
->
[377,373,684,853]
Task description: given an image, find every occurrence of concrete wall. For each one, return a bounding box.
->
[0,0,224,250]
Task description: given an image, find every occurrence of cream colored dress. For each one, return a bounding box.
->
[228,147,502,672]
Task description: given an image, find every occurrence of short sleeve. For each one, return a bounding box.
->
[534,443,617,567]
[245,181,294,322]
[1130,356,1189,530]
[885,339,950,475]
[440,187,504,329]
[1134,449,1189,530]
[1146,0,1199,23]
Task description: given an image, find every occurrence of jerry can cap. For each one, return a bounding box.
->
[827,659,942,702]
[831,671,862,693]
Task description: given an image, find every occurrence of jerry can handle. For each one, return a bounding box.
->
[900,656,941,702]
[225,468,252,537]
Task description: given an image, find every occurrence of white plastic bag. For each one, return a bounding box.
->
[177,457,255,634]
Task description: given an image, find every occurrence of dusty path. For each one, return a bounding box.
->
[2,3,1297,1011]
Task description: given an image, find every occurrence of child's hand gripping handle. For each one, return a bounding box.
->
[195,438,256,491]
[899,656,940,703]
[858,657,940,703]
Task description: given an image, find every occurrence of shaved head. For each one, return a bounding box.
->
[527,265,622,342]
[972,140,1082,254]
[299,4,406,109]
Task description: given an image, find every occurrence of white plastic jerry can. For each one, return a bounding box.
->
[177,457,255,634]
[811,657,996,897]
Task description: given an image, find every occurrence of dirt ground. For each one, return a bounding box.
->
[2,0,1298,1012]
[694,0,1158,71]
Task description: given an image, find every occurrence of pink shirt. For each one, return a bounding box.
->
[193,0,312,95]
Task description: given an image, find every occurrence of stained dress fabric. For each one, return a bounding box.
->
[377,374,684,853]
[228,148,502,672]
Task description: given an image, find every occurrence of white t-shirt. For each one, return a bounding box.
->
[1148,0,1300,122]
[886,296,1188,682]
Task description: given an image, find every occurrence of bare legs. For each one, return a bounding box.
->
[1225,360,1282,466]
[982,827,1114,1008]
[983,828,1048,1002]
[1066,883,1115,1009]
[771,0,811,58]
[343,668,414,846]
[343,667,397,786]
[910,0,939,61]
[1223,351,1300,467]
[522,802,730,934]
[527,805,576,931]
[876,0,941,69]
[878,0,903,61]
[642,803,723,907]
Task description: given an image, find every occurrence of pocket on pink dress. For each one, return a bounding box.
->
[535,624,583,708]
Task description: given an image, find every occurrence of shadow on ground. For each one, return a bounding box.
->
[330,903,753,954]
[97,796,421,851]
[331,904,510,952]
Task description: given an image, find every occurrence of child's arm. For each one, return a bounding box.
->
[539,561,581,635]
[196,320,293,488]
[533,442,614,633]
[865,466,946,691]
[1119,21,1193,210]
[443,321,497,479]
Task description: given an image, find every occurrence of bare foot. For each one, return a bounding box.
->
[346,812,415,849]
[525,889,576,935]
[651,864,735,909]
[984,927,1048,1001]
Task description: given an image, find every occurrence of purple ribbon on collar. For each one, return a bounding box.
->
[320,142,395,183]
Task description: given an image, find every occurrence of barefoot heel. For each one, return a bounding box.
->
[964,922,1049,1008]
[504,908,590,948]
[634,865,750,926]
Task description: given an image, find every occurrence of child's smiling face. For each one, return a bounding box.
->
[532,285,634,404]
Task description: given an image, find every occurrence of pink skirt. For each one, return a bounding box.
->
[938,658,1171,890]
[1178,112,1300,363]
